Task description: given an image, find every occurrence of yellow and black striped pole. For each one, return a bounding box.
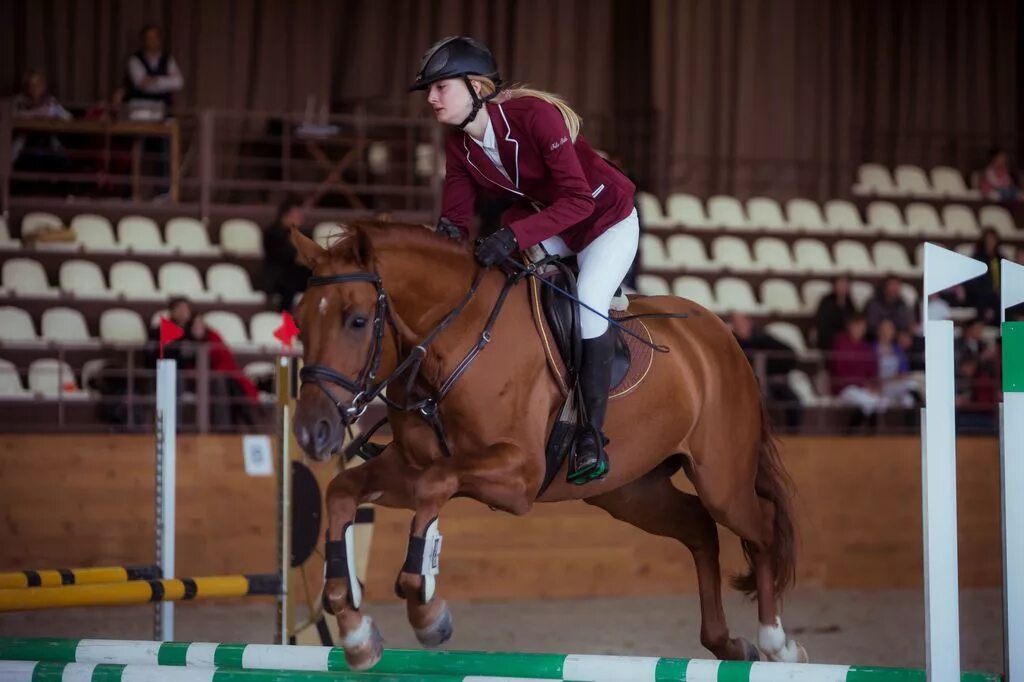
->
[0,565,159,590]
[0,574,279,612]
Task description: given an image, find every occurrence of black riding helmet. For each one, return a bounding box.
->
[409,36,502,130]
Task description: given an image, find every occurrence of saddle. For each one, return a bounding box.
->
[527,260,655,494]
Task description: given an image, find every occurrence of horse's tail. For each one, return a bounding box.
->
[731,399,797,599]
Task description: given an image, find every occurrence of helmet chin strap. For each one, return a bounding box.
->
[456,75,499,130]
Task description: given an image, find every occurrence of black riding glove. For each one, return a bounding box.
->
[474,227,519,267]
[436,217,464,242]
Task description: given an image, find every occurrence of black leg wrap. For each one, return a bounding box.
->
[397,517,440,604]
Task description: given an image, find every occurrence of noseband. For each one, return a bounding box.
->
[299,266,517,456]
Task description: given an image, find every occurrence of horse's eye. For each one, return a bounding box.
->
[349,315,368,329]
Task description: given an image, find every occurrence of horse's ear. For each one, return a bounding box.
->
[290,226,324,270]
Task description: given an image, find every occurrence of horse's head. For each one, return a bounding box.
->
[290,224,387,460]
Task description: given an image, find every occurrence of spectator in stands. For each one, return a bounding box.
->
[865,276,912,337]
[979,148,1023,203]
[966,228,1008,323]
[874,319,919,408]
[729,312,802,428]
[12,69,72,190]
[263,196,310,312]
[956,317,991,366]
[813,274,857,351]
[124,25,184,115]
[830,313,886,427]
[146,297,258,426]
[897,326,926,372]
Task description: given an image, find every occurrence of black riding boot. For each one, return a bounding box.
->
[568,329,615,484]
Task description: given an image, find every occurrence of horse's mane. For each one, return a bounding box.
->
[326,220,475,263]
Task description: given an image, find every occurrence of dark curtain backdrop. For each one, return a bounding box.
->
[0,0,1019,199]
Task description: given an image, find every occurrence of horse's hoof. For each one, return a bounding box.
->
[414,601,454,648]
[343,619,383,671]
[738,638,762,661]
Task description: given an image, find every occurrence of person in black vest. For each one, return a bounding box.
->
[124,25,183,198]
[125,25,184,111]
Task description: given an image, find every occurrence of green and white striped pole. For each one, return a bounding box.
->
[0,638,1003,682]
[1000,258,1024,682]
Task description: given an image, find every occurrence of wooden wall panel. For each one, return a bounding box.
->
[0,435,1003,600]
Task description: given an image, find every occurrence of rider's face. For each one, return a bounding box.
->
[426,78,473,126]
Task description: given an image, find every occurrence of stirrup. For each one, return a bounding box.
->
[567,426,609,485]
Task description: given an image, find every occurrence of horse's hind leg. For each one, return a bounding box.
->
[584,462,760,661]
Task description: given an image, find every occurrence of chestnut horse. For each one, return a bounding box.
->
[289,222,806,669]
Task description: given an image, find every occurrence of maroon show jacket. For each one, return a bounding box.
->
[439,95,636,251]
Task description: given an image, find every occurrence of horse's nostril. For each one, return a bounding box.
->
[314,419,331,450]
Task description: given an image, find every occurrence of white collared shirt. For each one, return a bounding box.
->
[469,114,512,183]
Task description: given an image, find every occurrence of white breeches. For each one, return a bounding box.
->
[540,208,640,339]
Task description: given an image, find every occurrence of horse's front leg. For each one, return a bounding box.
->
[322,451,412,670]
[394,465,459,647]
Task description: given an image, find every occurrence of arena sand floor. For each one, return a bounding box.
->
[0,588,1004,675]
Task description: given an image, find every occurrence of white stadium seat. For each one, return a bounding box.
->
[166,217,220,255]
[636,192,674,230]
[894,165,934,197]
[834,240,875,275]
[110,261,163,301]
[21,212,62,238]
[71,214,123,252]
[979,205,1019,239]
[250,311,285,347]
[931,166,980,199]
[801,279,833,313]
[2,258,59,298]
[220,218,264,256]
[673,276,714,306]
[852,163,899,196]
[788,369,830,406]
[752,237,795,272]
[0,358,30,399]
[207,263,266,304]
[313,222,347,248]
[867,201,911,236]
[59,260,116,300]
[793,239,835,274]
[764,321,812,358]
[0,306,41,345]
[28,359,86,398]
[786,199,828,232]
[639,234,671,269]
[849,281,875,309]
[203,310,251,348]
[636,274,670,296]
[746,197,789,231]
[667,235,715,271]
[158,262,216,302]
[905,202,946,237]
[714,277,760,313]
[711,236,757,271]
[706,195,748,229]
[666,193,711,229]
[942,205,981,239]
[824,200,870,234]
[0,216,21,250]
[100,308,147,345]
[41,307,97,346]
[118,216,172,254]
[872,241,916,276]
[760,279,802,314]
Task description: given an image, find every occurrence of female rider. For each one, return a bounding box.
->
[411,36,639,484]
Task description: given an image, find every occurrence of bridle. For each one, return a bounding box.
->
[298,266,517,457]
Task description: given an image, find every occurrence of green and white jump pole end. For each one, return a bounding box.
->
[921,244,988,682]
[999,258,1024,682]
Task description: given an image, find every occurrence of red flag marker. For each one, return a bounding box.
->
[159,317,185,359]
[273,311,300,348]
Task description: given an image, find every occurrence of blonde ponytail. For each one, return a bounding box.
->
[469,76,582,142]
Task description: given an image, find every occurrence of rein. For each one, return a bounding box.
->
[300,266,519,458]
